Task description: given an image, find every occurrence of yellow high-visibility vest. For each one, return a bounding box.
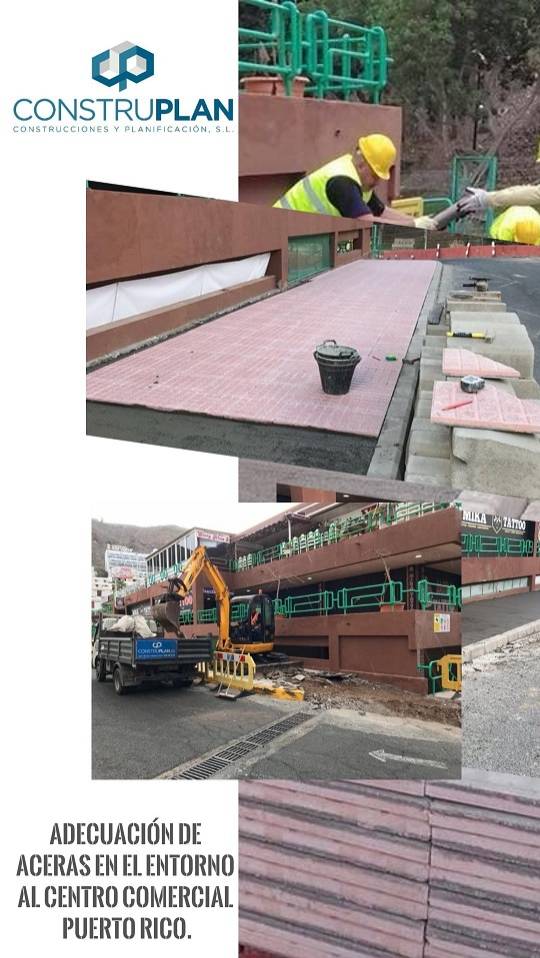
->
[274,153,373,215]
[489,205,540,242]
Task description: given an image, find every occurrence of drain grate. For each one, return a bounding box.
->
[177,756,229,780]
[246,713,312,746]
[172,712,313,780]
[216,741,260,762]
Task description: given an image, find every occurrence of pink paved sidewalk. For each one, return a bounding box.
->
[86,260,436,439]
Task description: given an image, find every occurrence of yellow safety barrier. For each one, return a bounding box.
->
[391,196,424,217]
[198,650,256,694]
[436,654,462,692]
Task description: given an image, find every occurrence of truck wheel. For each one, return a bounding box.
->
[95,658,106,682]
[113,667,125,695]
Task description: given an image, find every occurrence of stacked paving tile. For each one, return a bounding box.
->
[425,780,540,958]
[405,289,540,496]
[239,778,540,958]
[240,780,432,958]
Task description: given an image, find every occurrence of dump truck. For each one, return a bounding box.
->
[153,545,277,656]
[93,612,214,695]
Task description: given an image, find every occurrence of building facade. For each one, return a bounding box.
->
[91,568,112,612]
[123,502,462,692]
[146,527,231,585]
[104,544,147,582]
[461,510,540,600]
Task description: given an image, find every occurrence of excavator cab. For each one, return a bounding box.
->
[228,594,275,653]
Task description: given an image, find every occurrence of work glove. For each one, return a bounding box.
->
[413,215,439,231]
[457,187,489,214]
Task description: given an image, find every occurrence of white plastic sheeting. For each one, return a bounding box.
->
[86,252,270,330]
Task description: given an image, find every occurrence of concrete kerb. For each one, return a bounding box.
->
[462,619,540,664]
[368,262,446,479]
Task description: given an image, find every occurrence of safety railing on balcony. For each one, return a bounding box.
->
[229,501,456,572]
[302,10,389,103]
[461,533,535,558]
[239,1,390,102]
[178,578,459,626]
[415,579,459,611]
[337,580,403,611]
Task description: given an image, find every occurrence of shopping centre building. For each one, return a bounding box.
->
[122,501,462,692]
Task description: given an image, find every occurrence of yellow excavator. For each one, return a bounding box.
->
[153,545,276,655]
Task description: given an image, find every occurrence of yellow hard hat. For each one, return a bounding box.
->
[357,133,397,180]
[514,218,540,245]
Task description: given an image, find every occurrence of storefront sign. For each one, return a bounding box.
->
[462,511,535,541]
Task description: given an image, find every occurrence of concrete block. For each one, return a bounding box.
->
[449,311,520,328]
[446,300,506,312]
[419,357,444,390]
[521,501,540,521]
[415,396,433,419]
[422,345,445,360]
[449,290,502,300]
[512,379,540,400]
[408,422,451,459]
[445,332,534,379]
[425,325,449,337]
[451,428,540,497]
[459,492,528,517]
[405,454,451,485]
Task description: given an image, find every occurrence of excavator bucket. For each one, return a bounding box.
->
[153,601,181,636]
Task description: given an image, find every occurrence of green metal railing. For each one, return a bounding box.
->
[239,1,390,102]
[416,580,459,611]
[337,580,403,611]
[302,10,389,103]
[239,0,301,94]
[176,576,459,626]
[230,501,456,572]
[461,533,535,558]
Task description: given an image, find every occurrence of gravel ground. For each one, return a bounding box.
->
[463,635,540,776]
[263,669,461,728]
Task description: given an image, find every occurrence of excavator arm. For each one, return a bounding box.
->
[154,545,231,650]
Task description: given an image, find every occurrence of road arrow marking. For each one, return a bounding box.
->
[369,749,447,769]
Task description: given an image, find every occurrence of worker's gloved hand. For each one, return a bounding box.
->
[413,215,439,231]
[457,187,489,214]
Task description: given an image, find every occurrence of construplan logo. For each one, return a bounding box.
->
[91,41,155,92]
[10,40,235,137]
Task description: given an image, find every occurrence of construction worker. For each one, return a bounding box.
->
[488,206,540,245]
[273,133,437,229]
[457,140,540,214]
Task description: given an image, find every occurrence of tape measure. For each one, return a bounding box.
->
[460,375,485,394]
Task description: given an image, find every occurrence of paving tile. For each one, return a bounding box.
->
[86,260,436,438]
[431,381,540,434]
[442,348,520,379]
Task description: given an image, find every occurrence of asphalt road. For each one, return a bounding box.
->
[463,636,540,777]
[92,676,461,781]
[444,258,540,380]
[462,591,540,645]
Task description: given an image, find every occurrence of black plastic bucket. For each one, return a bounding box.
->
[314,339,361,395]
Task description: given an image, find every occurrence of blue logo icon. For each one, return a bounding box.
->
[92,41,154,92]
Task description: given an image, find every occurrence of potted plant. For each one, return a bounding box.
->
[377,552,405,612]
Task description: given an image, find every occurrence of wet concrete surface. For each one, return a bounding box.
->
[86,402,376,474]
[462,590,540,645]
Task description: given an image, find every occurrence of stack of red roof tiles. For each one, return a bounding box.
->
[239,777,540,958]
